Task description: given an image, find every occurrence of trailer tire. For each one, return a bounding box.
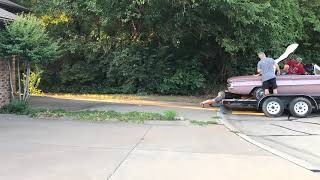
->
[262,97,284,117]
[289,97,312,118]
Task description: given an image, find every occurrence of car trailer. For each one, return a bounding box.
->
[222,93,320,118]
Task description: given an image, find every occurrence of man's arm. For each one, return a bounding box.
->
[273,59,280,76]
[256,62,262,75]
[275,64,280,75]
[257,68,262,74]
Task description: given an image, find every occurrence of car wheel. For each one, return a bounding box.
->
[253,88,265,100]
[289,97,312,118]
[262,97,284,117]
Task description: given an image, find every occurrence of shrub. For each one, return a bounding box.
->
[0,100,30,115]
[23,71,44,95]
[160,69,205,95]
[163,110,177,120]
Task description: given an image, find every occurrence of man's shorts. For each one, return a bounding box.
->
[263,78,277,90]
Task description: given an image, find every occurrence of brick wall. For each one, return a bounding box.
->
[0,60,10,108]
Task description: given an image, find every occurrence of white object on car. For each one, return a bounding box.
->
[275,43,299,64]
[314,64,320,75]
[273,43,299,73]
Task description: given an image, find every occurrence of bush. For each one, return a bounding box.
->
[40,44,208,95]
[0,100,30,115]
[163,110,177,120]
[160,69,205,95]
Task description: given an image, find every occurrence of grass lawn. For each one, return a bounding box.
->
[0,100,179,123]
[31,109,176,123]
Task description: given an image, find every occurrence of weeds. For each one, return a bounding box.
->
[190,120,218,126]
[1,102,179,123]
[30,109,175,123]
[163,110,177,120]
[0,100,30,115]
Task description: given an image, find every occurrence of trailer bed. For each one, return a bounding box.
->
[223,99,258,110]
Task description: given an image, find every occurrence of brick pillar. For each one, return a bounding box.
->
[0,60,10,108]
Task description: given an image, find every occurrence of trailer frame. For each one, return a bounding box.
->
[222,92,320,118]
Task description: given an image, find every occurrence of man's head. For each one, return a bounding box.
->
[258,52,267,60]
[217,91,225,98]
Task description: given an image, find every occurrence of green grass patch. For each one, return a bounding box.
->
[31,109,175,123]
[1,100,178,123]
[0,100,31,115]
[163,110,177,120]
[190,120,218,126]
[211,116,220,119]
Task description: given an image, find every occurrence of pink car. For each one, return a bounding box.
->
[224,44,320,118]
[227,74,320,99]
[224,71,320,118]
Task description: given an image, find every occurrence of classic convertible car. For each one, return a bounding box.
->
[226,43,320,99]
[224,70,320,118]
[223,44,320,118]
[227,73,320,100]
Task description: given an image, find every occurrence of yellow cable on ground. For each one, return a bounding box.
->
[232,111,264,116]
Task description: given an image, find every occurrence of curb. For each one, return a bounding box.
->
[218,113,320,172]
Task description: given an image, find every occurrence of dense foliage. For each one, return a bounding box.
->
[9,0,320,95]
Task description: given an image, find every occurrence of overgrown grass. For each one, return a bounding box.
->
[190,120,218,126]
[0,100,31,115]
[163,110,177,120]
[31,109,173,123]
[1,100,179,123]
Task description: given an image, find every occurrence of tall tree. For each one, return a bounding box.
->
[0,14,60,101]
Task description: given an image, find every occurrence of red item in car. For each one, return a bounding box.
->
[287,59,306,75]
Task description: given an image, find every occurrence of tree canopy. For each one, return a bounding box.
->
[0,14,60,100]
[5,0,320,95]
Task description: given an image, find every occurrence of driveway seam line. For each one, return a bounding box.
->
[262,136,320,160]
[219,114,320,171]
[247,134,319,137]
[293,120,320,126]
[107,125,152,180]
[271,123,316,135]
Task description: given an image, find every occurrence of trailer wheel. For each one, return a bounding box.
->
[262,97,284,117]
[289,97,312,118]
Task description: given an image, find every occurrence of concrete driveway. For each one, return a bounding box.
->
[0,96,319,180]
[222,112,320,172]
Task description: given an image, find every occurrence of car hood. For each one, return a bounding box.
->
[227,75,261,83]
[228,75,320,83]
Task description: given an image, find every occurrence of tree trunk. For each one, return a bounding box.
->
[11,56,16,94]
[6,60,15,100]
[17,58,22,101]
[23,61,31,101]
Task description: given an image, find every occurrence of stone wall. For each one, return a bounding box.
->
[0,60,10,108]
